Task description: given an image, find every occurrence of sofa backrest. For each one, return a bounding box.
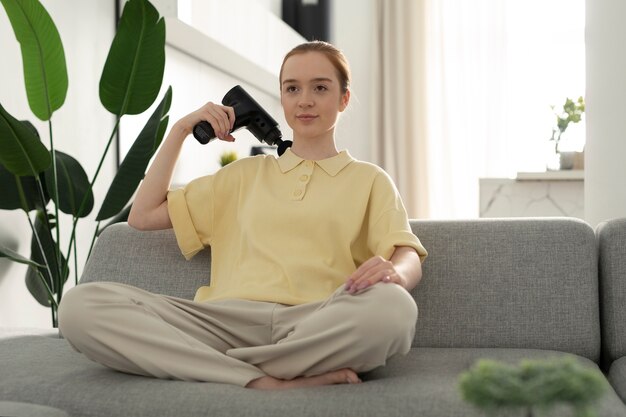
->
[81,224,212,300]
[409,218,600,362]
[82,218,600,362]
[597,218,626,368]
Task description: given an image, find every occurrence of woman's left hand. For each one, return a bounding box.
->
[344,255,407,294]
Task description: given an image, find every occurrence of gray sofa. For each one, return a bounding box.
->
[2,217,626,416]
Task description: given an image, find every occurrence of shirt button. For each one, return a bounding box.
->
[294,189,303,197]
[299,174,309,182]
[306,161,314,168]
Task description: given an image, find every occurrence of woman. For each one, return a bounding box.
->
[59,41,428,390]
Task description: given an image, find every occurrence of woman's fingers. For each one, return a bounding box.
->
[203,104,232,139]
[185,102,235,141]
[345,256,398,294]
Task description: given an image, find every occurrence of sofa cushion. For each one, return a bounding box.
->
[597,218,626,368]
[410,218,600,361]
[1,335,624,417]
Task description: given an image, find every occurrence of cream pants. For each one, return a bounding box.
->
[58,281,417,387]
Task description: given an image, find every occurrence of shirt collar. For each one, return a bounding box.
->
[277,148,354,177]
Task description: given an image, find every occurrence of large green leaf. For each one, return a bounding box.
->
[0,103,51,176]
[0,121,49,211]
[0,0,68,120]
[0,164,47,211]
[96,87,172,220]
[25,210,67,307]
[44,151,94,218]
[99,0,165,116]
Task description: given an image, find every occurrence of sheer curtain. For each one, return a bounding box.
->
[371,0,430,218]
[371,0,585,219]
[425,0,510,219]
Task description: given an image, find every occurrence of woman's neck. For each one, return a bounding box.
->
[290,136,339,161]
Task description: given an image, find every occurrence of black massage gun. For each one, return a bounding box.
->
[192,85,292,156]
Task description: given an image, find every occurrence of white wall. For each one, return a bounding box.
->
[0,0,117,328]
[585,0,626,227]
[330,0,374,162]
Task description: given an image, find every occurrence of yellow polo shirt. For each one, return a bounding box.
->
[167,149,427,305]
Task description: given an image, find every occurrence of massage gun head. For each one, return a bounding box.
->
[193,85,289,154]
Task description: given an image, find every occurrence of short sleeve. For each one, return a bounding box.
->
[367,172,428,262]
[167,175,215,260]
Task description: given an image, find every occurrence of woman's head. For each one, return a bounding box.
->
[279,41,351,94]
[279,41,351,146]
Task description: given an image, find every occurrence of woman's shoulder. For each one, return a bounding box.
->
[346,158,393,181]
[343,158,401,198]
[349,158,385,172]
[217,154,275,174]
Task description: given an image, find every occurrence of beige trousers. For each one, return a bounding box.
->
[58,281,417,387]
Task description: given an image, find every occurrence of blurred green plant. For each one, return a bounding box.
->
[219,151,238,167]
[0,0,172,327]
[550,96,585,153]
[458,356,608,417]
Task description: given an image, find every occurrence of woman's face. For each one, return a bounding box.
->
[280,51,349,143]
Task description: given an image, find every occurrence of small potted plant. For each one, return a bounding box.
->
[219,151,238,167]
[458,356,608,417]
[549,96,585,170]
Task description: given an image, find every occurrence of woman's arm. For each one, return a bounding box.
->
[344,246,422,294]
[127,103,235,231]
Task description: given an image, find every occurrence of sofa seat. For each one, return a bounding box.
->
[0,401,70,417]
[1,334,624,417]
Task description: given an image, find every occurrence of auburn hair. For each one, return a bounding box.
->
[279,41,351,94]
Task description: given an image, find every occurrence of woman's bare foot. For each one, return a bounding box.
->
[246,368,362,390]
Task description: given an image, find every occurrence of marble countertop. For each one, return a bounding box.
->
[480,170,584,182]
[515,170,584,181]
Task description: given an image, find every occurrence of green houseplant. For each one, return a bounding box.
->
[550,96,585,153]
[219,150,238,167]
[458,357,608,417]
[0,0,173,327]
[549,96,585,170]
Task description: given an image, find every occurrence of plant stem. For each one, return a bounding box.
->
[86,221,101,263]
[50,301,56,327]
[24,212,51,281]
[63,117,121,281]
[73,223,79,285]
[33,178,59,294]
[19,179,57,297]
[48,119,63,294]
[24,210,58,328]
[87,116,121,210]
[35,269,59,309]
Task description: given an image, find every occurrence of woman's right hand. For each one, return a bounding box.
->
[175,102,236,142]
[128,102,235,231]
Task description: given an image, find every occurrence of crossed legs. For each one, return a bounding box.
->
[58,281,417,389]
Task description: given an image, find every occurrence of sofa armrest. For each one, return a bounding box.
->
[597,218,626,369]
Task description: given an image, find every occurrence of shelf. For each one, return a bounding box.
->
[516,170,584,181]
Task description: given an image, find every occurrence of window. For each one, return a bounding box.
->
[425,0,586,218]
[505,0,586,172]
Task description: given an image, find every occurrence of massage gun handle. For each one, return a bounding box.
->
[192,121,217,145]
